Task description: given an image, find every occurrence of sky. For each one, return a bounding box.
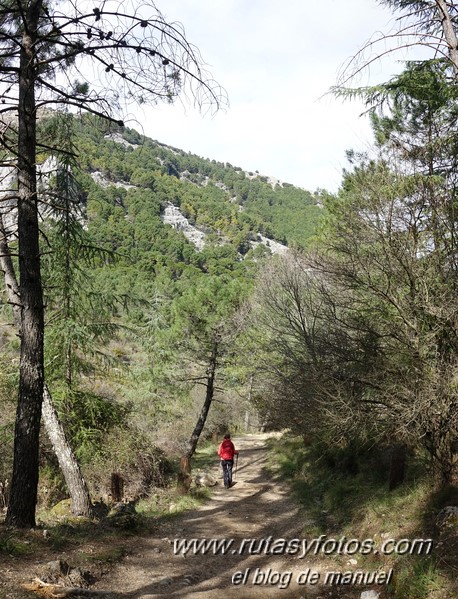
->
[131,1,421,193]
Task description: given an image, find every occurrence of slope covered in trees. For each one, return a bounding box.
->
[74,114,323,255]
[0,0,226,528]
[0,109,324,525]
[1,1,457,595]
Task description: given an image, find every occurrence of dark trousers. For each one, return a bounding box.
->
[221,459,233,487]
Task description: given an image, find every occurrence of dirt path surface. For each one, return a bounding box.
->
[93,434,383,599]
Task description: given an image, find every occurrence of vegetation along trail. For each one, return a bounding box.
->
[93,434,380,599]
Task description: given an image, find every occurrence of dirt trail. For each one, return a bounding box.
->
[97,435,392,599]
[94,434,383,599]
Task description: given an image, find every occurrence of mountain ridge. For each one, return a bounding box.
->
[74,115,324,256]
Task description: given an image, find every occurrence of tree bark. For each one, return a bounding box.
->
[435,0,458,77]
[42,385,94,516]
[0,190,94,520]
[110,473,124,503]
[6,2,44,527]
[179,338,219,486]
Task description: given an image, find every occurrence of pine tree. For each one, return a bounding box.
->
[0,0,225,528]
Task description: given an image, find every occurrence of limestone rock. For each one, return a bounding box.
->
[436,505,458,531]
[107,501,137,517]
[106,501,138,529]
[161,203,206,250]
[50,499,72,518]
[194,472,217,487]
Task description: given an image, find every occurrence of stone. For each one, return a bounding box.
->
[436,505,458,530]
[107,501,137,517]
[91,500,109,518]
[161,203,206,250]
[347,558,358,566]
[50,498,72,518]
[40,559,70,581]
[38,560,93,589]
[105,501,138,530]
[67,567,93,588]
[194,472,217,487]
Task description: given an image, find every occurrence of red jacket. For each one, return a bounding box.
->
[218,439,238,461]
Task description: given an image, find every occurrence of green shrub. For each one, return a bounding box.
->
[393,557,446,599]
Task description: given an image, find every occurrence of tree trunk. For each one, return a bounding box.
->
[6,2,45,527]
[42,385,94,516]
[179,338,218,487]
[110,473,124,503]
[388,444,406,491]
[435,0,458,77]
[0,186,94,520]
[176,457,192,495]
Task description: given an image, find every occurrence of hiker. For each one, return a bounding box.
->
[218,433,239,489]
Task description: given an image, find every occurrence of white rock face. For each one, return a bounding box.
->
[0,165,17,239]
[267,176,282,189]
[161,203,206,250]
[91,171,136,190]
[249,234,288,256]
[161,202,289,255]
[104,132,139,149]
[259,234,288,255]
[0,156,71,234]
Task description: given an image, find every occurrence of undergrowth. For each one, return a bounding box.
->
[0,444,215,568]
[266,434,458,599]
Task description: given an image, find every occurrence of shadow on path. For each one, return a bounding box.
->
[93,434,383,599]
[92,435,314,598]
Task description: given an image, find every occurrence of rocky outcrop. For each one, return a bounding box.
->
[90,171,136,190]
[255,234,288,255]
[0,157,87,234]
[104,132,140,149]
[161,202,289,256]
[161,202,206,250]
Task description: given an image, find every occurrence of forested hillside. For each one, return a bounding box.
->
[75,114,322,254]
[0,110,324,513]
[1,2,458,597]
